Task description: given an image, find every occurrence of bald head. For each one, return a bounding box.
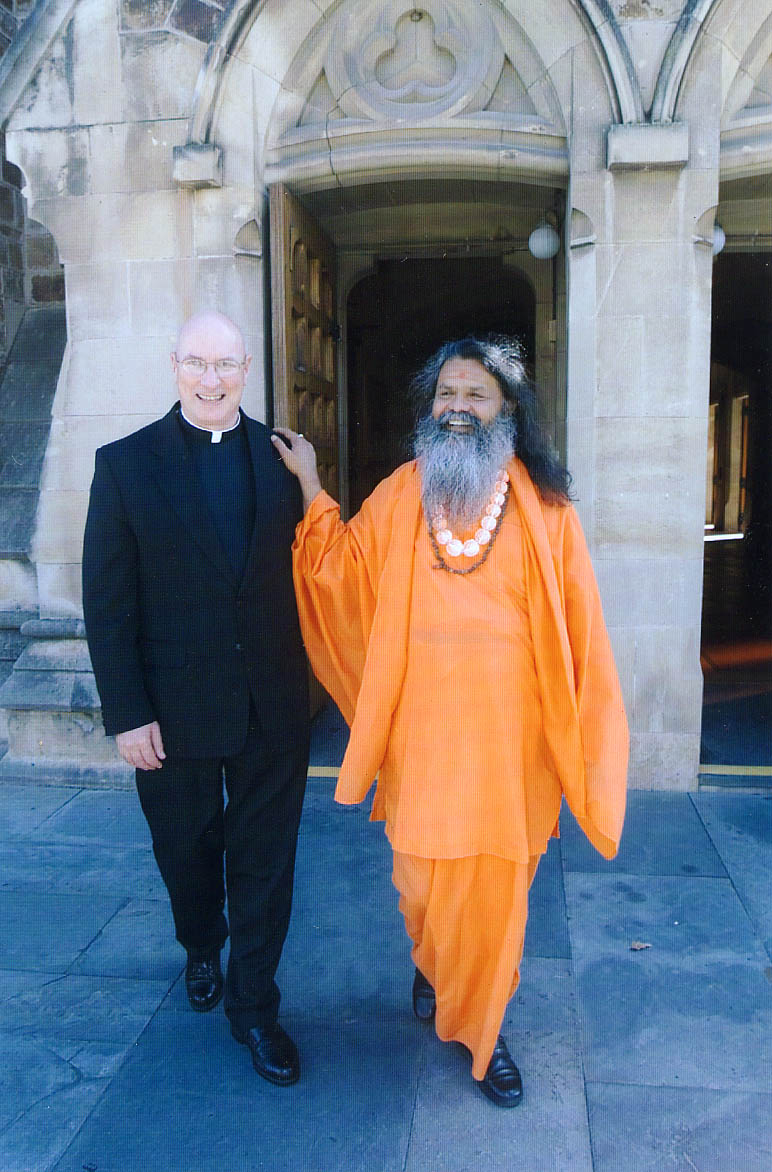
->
[171,309,251,431]
[175,310,246,361]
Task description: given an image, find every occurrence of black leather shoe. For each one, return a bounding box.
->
[478,1035,523,1107]
[412,968,436,1022]
[232,1023,300,1086]
[184,953,223,1013]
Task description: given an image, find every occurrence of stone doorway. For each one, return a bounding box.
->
[345,257,536,514]
[699,250,772,777]
[292,178,563,515]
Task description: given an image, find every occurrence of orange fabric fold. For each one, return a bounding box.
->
[393,851,540,1079]
[292,459,628,861]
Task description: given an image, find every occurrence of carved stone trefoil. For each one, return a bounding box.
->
[325,0,505,122]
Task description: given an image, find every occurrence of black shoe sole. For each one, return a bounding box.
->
[478,1080,523,1108]
[250,1063,300,1087]
[187,986,224,1012]
[231,1029,300,1086]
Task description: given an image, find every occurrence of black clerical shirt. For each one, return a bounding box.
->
[177,411,257,581]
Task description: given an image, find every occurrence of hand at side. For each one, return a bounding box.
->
[116,721,166,770]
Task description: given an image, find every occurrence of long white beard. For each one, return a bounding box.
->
[414,410,517,529]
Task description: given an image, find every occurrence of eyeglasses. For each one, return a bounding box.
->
[176,357,246,378]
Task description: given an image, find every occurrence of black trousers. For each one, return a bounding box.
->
[135,714,308,1034]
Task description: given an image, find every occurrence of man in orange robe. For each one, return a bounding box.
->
[272,336,628,1107]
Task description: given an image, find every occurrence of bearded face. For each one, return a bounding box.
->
[414,406,517,530]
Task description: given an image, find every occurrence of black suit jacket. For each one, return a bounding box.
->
[82,405,309,758]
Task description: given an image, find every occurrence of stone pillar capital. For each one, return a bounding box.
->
[172,142,223,189]
[606,122,690,171]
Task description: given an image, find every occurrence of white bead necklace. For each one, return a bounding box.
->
[429,470,510,574]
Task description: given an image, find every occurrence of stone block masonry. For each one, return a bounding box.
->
[120,0,227,41]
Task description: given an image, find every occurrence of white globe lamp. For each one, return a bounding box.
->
[712,223,726,256]
[528,221,560,260]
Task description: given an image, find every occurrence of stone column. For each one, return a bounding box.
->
[565,52,721,790]
[504,245,563,450]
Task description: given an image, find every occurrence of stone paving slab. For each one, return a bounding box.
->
[2,781,772,1172]
[30,786,151,845]
[0,1036,128,1172]
[0,840,165,897]
[70,897,182,981]
[278,897,412,1021]
[524,837,570,959]
[291,784,393,902]
[0,891,127,970]
[52,1013,422,1172]
[565,872,772,1090]
[560,791,727,876]
[0,970,171,1042]
[587,1083,772,1172]
[0,783,76,838]
[693,791,772,957]
[406,959,593,1172]
[280,788,413,1021]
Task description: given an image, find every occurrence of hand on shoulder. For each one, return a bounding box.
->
[271,428,323,512]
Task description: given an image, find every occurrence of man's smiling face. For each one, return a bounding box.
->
[171,311,251,431]
[431,357,504,431]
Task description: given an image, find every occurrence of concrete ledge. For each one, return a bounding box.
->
[0,755,133,788]
[21,617,86,638]
[607,123,689,171]
[0,668,100,710]
[0,631,126,781]
[13,637,91,673]
[0,608,37,629]
[172,142,223,188]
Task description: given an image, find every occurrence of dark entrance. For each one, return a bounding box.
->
[701,250,772,775]
[346,257,535,514]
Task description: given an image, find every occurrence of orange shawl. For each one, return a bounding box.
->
[293,459,628,859]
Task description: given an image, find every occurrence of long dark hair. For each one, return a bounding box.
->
[410,335,573,504]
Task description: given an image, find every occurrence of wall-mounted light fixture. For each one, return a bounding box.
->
[712,223,726,256]
[528,218,560,260]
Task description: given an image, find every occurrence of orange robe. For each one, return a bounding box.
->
[292,458,628,1075]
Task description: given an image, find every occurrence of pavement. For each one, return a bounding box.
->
[2,706,772,1172]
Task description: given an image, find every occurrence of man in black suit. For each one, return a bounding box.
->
[82,310,310,1086]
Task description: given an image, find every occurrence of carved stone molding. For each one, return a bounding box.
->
[261,0,568,188]
[325,0,505,122]
[0,0,78,125]
[649,0,718,123]
[722,11,772,127]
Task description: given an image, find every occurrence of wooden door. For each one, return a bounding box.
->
[738,395,749,531]
[269,183,339,499]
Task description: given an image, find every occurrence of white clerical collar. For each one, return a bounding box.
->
[180,407,240,444]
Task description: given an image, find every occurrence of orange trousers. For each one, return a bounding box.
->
[392,851,540,1080]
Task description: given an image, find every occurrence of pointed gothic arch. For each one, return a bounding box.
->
[183,0,643,168]
[669,0,772,178]
[649,0,719,124]
[262,0,572,188]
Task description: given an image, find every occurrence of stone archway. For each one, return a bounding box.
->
[260,0,574,189]
[674,0,772,175]
[185,0,633,163]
